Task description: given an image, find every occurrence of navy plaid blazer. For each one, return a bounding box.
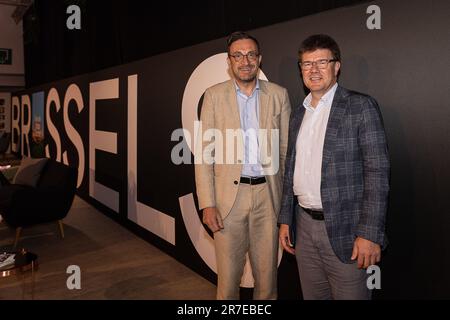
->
[278,85,390,263]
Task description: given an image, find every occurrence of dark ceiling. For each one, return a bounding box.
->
[23,0,370,87]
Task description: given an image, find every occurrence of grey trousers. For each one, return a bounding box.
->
[295,208,371,300]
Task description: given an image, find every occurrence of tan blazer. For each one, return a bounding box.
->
[195,79,291,219]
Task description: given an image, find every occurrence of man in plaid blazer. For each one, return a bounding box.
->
[278,34,390,299]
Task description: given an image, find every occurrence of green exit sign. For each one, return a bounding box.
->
[0,49,12,65]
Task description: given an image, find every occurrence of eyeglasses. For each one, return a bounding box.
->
[299,58,338,70]
[229,51,259,62]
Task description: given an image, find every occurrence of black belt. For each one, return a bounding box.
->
[300,206,324,220]
[240,176,266,185]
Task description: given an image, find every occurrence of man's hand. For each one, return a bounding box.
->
[279,224,295,255]
[351,237,381,269]
[202,207,224,233]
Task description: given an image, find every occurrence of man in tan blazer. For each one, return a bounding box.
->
[195,31,291,299]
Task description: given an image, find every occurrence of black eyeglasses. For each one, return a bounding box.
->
[229,51,260,62]
[299,58,338,70]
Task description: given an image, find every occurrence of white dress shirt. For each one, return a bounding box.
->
[293,83,338,210]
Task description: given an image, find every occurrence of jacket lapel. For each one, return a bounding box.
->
[225,80,244,162]
[258,81,269,129]
[322,85,348,170]
[291,107,305,147]
[226,80,241,130]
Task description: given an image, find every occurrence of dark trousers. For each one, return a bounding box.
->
[295,207,371,300]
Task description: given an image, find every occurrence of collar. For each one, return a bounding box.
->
[303,82,338,111]
[234,78,260,96]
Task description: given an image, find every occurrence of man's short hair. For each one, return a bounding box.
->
[227,31,260,54]
[298,34,341,62]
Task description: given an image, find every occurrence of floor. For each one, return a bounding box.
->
[0,196,216,300]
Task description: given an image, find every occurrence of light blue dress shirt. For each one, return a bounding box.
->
[234,80,264,177]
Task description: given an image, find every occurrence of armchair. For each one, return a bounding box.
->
[0,158,77,248]
[0,132,11,159]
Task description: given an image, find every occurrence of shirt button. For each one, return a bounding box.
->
[234,181,239,185]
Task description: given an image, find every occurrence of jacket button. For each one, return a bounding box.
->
[234,181,238,185]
